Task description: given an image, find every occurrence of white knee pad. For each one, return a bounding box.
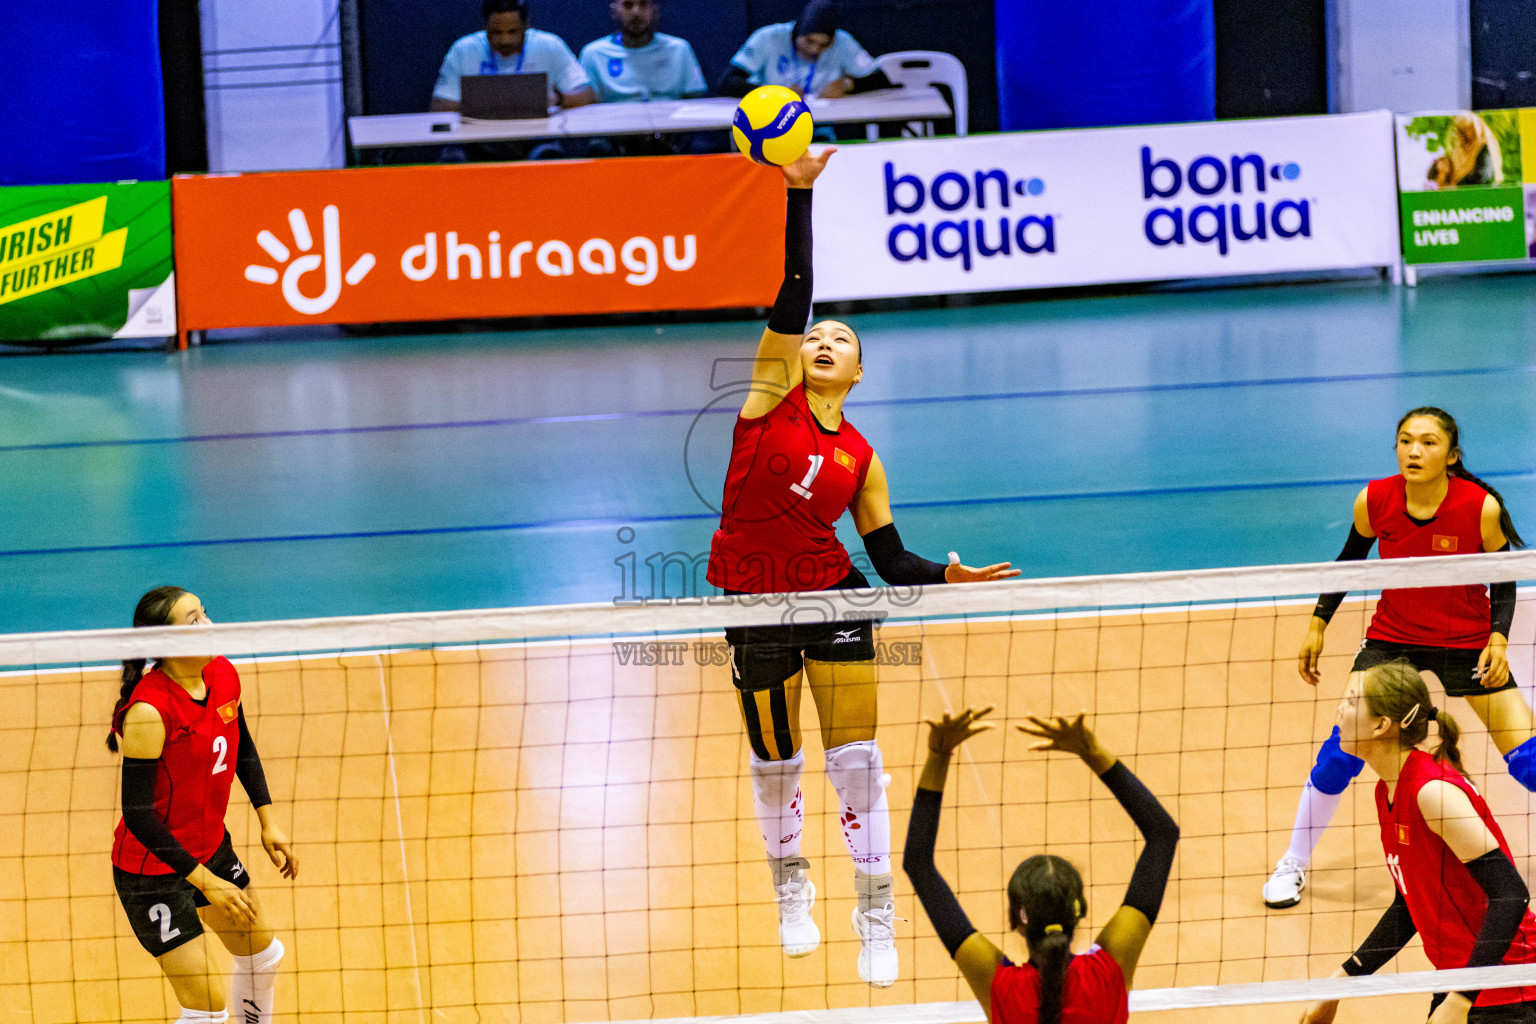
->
[751,750,805,807]
[824,740,890,812]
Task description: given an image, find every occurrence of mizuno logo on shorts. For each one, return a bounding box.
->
[833,629,860,643]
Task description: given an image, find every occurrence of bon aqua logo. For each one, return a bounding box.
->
[1140,146,1311,256]
[883,161,1055,272]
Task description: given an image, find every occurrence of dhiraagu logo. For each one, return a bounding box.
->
[244,206,375,314]
[1140,147,1311,255]
[0,196,128,305]
[883,161,1055,273]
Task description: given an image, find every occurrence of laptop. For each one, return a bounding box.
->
[460,73,549,120]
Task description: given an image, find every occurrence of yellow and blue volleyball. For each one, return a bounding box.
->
[731,85,814,167]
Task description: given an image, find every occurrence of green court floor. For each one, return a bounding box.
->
[1,273,1532,634]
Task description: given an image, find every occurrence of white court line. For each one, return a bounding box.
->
[580,962,1536,1023]
[374,654,429,1024]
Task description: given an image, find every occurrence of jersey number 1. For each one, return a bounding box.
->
[790,455,823,500]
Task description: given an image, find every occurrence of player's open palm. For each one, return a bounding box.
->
[945,555,1021,583]
[782,146,836,189]
[924,706,993,755]
[1018,713,1113,773]
[202,875,257,927]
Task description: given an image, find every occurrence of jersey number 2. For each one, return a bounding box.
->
[790,455,823,500]
[149,903,181,943]
[211,735,229,775]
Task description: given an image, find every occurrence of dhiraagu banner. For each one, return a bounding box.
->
[0,181,176,343]
[1396,108,1536,265]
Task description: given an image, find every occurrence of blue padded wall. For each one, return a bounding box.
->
[996,0,1214,131]
[1,0,167,185]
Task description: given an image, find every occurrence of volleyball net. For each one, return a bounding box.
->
[4,551,1536,1024]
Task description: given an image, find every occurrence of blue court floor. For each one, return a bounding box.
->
[1,273,1532,635]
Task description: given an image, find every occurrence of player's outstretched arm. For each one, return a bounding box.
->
[851,453,1020,585]
[741,148,837,420]
[1301,488,1377,685]
[1018,714,1179,985]
[905,708,1005,1016]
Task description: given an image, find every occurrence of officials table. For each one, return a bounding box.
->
[347,87,953,157]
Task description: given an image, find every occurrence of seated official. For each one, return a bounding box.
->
[432,0,595,112]
[581,0,707,103]
[718,0,891,100]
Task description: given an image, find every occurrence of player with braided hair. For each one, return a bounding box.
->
[1265,406,1532,909]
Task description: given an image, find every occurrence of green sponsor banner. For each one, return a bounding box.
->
[1395,108,1536,266]
[1399,186,1527,263]
[0,181,175,344]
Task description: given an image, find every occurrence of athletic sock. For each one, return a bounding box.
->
[1283,780,1344,866]
[176,1010,228,1024]
[750,751,805,862]
[229,937,284,1024]
[825,740,892,876]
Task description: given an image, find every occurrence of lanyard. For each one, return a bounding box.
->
[792,49,818,94]
[480,36,525,76]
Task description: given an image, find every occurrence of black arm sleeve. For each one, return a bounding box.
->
[717,64,753,98]
[862,523,948,586]
[1097,761,1179,924]
[846,68,894,94]
[121,757,201,878]
[1492,541,1516,637]
[766,187,813,335]
[234,706,272,809]
[1459,848,1531,997]
[1313,526,1377,623]
[1341,889,1417,976]
[902,786,979,957]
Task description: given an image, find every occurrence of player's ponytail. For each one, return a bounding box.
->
[1362,659,1466,775]
[1399,407,1525,548]
[106,586,188,753]
[1007,854,1085,1024]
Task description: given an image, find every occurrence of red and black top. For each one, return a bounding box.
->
[990,945,1129,1024]
[1375,750,1536,1006]
[707,383,874,593]
[111,657,243,874]
[1366,474,1491,649]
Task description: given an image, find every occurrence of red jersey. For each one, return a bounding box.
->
[1375,749,1536,1006]
[1366,474,1491,649]
[990,945,1129,1024]
[707,384,874,593]
[111,657,243,874]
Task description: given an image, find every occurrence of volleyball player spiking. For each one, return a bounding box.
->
[1300,662,1536,1024]
[108,587,297,1024]
[705,148,1018,987]
[1264,407,1532,909]
[904,708,1178,1024]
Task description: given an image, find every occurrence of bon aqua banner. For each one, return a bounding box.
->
[0,181,176,344]
[1396,108,1536,265]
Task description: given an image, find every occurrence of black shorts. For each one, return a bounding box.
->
[1353,638,1513,699]
[724,567,877,692]
[114,831,248,956]
[1429,993,1536,1022]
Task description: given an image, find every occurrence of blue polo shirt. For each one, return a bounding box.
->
[729,22,876,95]
[580,33,707,102]
[433,28,590,104]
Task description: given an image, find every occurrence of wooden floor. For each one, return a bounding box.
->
[3,596,1533,1024]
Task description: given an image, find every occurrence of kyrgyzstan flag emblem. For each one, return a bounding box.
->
[1432,535,1458,552]
[833,448,857,475]
[217,699,240,724]
[1397,824,1410,845]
